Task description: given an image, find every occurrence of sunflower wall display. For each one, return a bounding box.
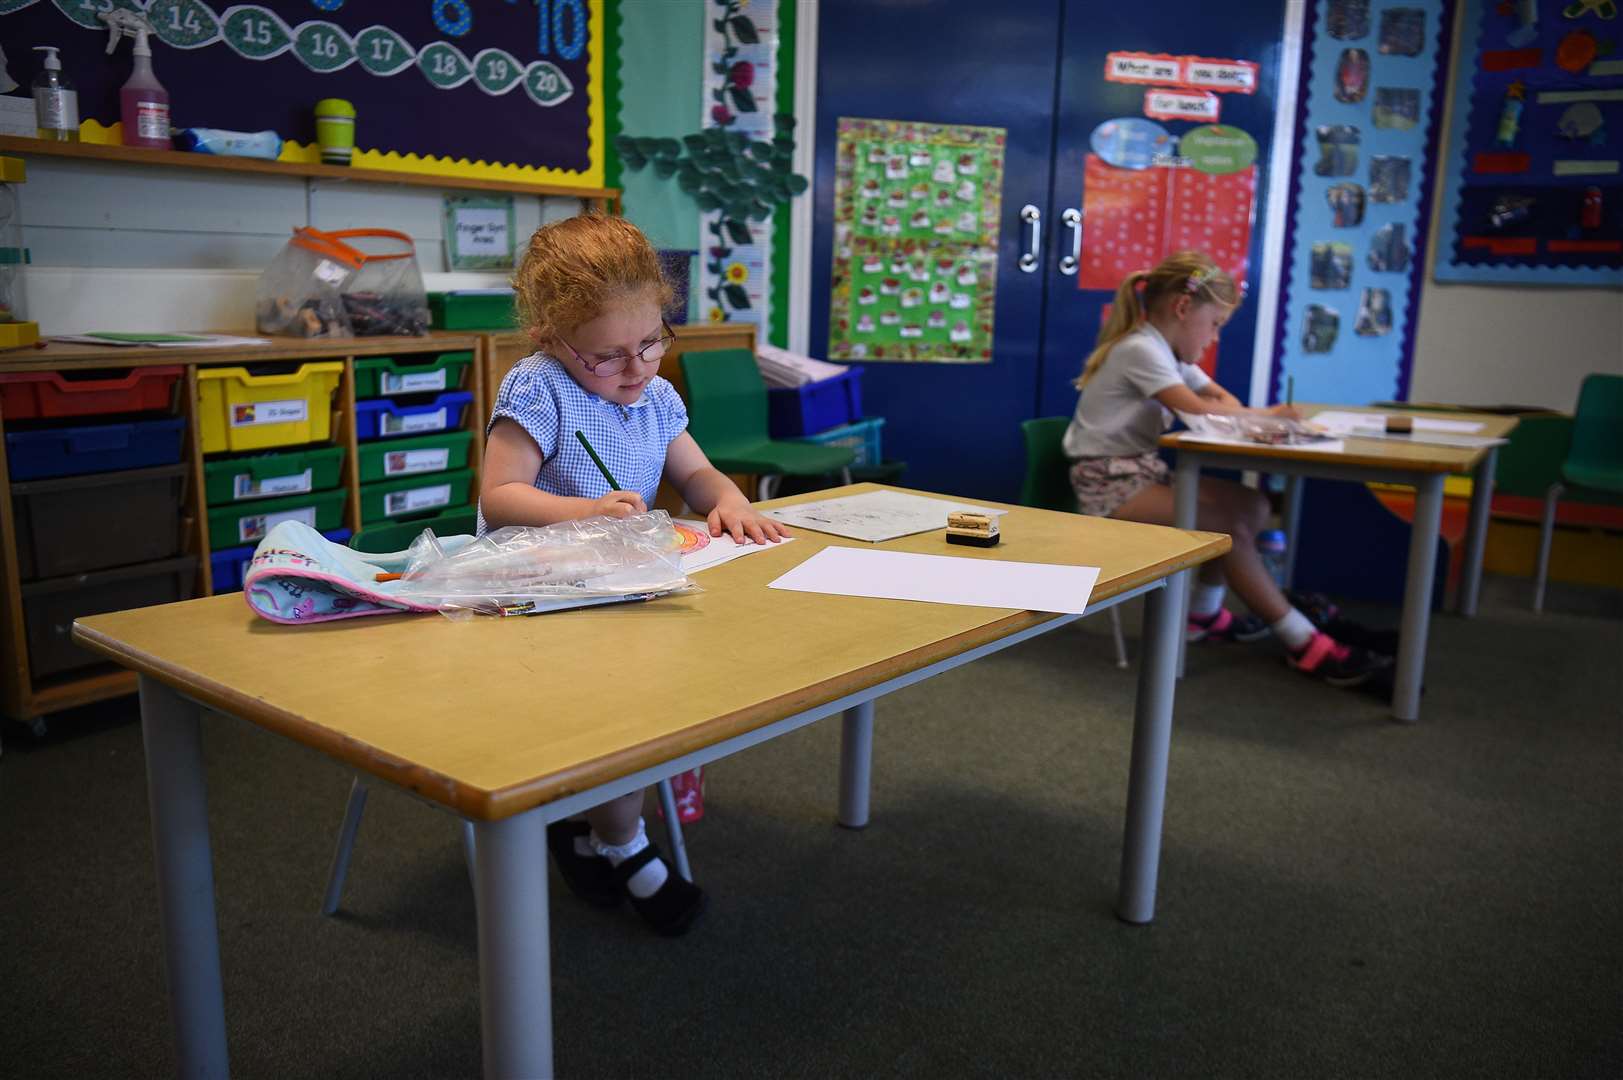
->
[827,117,1006,363]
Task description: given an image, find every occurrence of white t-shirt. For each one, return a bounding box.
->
[1062,324,1213,459]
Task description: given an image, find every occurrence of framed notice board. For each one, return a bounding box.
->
[0,0,605,189]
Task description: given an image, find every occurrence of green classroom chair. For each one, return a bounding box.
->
[1533,373,1623,613]
[679,348,855,501]
[1020,416,1129,669]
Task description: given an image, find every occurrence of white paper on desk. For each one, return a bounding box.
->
[1312,410,1486,435]
[763,490,1007,543]
[768,546,1098,615]
[1178,433,1348,454]
[51,333,272,348]
[674,520,794,574]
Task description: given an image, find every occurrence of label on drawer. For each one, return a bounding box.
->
[231,399,307,427]
[234,468,314,499]
[238,505,317,543]
[383,447,450,476]
[382,369,449,393]
[381,408,447,435]
[385,483,452,517]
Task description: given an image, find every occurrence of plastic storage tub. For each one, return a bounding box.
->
[10,463,188,579]
[350,508,477,553]
[21,556,197,680]
[356,429,472,483]
[4,416,185,481]
[196,362,343,453]
[359,467,473,524]
[206,486,347,548]
[767,367,863,437]
[353,352,473,398]
[792,416,885,467]
[354,390,473,440]
[210,527,351,594]
[427,291,517,330]
[203,444,345,505]
[0,365,182,419]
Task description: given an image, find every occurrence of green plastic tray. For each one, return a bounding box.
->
[350,508,478,553]
[355,429,473,484]
[359,467,474,525]
[203,444,345,505]
[427,292,518,330]
[207,487,346,548]
[352,351,474,398]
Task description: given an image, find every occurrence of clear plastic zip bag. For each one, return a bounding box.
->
[390,511,696,618]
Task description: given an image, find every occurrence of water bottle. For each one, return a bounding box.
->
[1257,529,1288,587]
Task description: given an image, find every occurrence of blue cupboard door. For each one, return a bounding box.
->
[1036,3,1289,421]
[810,0,1063,502]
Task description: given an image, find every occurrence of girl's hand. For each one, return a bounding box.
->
[590,491,647,519]
[1265,403,1305,421]
[708,498,791,545]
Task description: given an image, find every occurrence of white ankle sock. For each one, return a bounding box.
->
[1191,583,1226,618]
[589,819,668,899]
[1272,608,1317,651]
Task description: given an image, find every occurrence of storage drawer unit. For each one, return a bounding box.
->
[11,463,188,579]
[359,468,473,524]
[355,429,472,483]
[354,391,473,441]
[195,362,343,453]
[351,509,478,553]
[352,352,474,398]
[5,416,185,481]
[22,556,198,680]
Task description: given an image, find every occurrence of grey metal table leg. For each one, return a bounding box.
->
[838,700,875,828]
[139,675,230,1079]
[1458,447,1498,617]
[1280,473,1304,590]
[655,777,693,882]
[1172,453,1202,679]
[1394,474,1446,723]
[473,808,552,1080]
[1117,581,1181,924]
[320,776,368,916]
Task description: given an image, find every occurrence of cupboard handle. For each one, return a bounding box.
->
[1059,208,1082,276]
[1018,204,1041,273]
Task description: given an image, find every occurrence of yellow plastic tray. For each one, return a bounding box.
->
[196,362,343,453]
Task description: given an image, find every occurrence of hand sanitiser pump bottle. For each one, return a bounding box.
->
[100,10,171,149]
[31,47,79,142]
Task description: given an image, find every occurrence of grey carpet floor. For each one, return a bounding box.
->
[2,577,1620,1079]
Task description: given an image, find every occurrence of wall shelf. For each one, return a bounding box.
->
[0,135,619,206]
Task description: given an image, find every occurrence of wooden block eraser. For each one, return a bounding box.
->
[1385,414,1413,433]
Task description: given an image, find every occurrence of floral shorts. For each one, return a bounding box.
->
[1068,452,1171,518]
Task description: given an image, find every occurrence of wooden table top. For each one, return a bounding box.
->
[1160,404,1519,473]
[73,484,1227,821]
[0,331,482,374]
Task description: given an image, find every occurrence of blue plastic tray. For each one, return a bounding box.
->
[767,367,863,437]
[353,391,473,441]
[5,416,185,481]
[210,527,352,594]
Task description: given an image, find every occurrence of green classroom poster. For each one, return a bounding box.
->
[828,117,1005,363]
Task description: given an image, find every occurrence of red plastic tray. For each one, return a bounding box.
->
[0,366,183,419]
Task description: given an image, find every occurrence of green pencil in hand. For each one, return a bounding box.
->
[575,429,622,491]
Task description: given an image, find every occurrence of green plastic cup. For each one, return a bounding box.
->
[314,98,356,165]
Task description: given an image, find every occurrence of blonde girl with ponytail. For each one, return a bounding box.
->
[1062,251,1388,688]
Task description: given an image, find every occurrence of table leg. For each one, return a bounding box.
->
[139,675,230,1079]
[655,778,693,882]
[1280,473,1304,590]
[1457,448,1498,617]
[1116,580,1182,925]
[838,700,875,829]
[1394,474,1446,723]
[1172,454,1202,679]
[473,808,552,1080]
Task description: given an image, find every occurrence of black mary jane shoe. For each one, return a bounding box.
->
[611,842,707,937]
[546,821,622,908]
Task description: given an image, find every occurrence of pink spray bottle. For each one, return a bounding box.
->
[100,9,170,149]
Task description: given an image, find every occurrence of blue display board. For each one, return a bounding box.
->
[1433,0,1623,285]
[1,0,603,185]
[1273,0,1453,406]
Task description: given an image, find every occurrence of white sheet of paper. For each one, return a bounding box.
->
[763,490,1007,543]
[1179,433,1348,454]
[675,521,794,574]
[768,546,1099,615]
[1312,410,1486,435]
